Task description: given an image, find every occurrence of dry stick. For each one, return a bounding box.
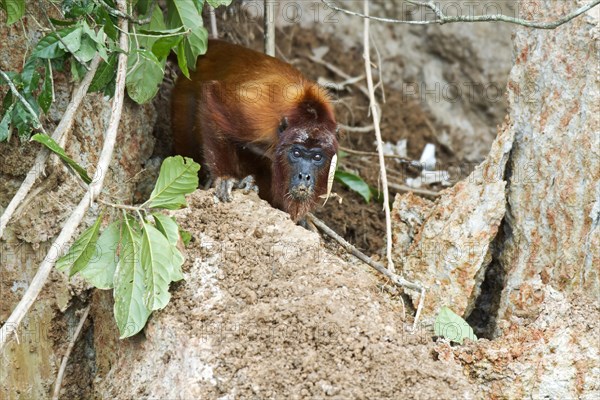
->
[208,5,218,38]
[308,214,425,330]
[307,54,370,99]
[338,124,374,133]
[264,0,276,56]
[51,305,91,400]
[0,0,129,350]
[363,0,395,273]
[0,69,47,135]
[339,145,419,165]
[322,0,600,29]
[388,182,440,198]
[0,56,101,240]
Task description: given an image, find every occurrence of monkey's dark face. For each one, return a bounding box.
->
[287,144,326,201]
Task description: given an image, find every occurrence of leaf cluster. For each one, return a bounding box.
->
[0,0,233,141]
[54,155,200,338]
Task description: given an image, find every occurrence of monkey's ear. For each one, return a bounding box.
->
[277,117,288,136]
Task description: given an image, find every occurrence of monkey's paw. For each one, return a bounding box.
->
[236,175,259,195]
[214,176,259,202]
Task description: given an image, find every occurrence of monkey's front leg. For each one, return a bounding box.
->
[214,175,259,203]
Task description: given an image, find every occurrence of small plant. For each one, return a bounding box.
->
[42,150,201,338]
[434,306,477,345]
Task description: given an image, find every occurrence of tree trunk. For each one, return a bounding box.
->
[434,1,599,398]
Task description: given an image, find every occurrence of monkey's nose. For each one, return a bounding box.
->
[297,173,312,183]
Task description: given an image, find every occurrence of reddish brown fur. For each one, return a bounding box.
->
[171,40,337,221]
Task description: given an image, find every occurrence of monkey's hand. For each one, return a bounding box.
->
[214,175,259,202]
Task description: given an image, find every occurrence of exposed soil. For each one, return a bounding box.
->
[93,190,478,399]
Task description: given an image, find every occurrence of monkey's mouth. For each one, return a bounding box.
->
[289,185,313,201]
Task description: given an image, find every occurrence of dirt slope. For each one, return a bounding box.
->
[93,190,477,399]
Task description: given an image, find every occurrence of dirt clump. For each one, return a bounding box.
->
[93,190,477,399]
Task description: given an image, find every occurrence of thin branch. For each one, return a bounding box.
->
[264,0,276,56]
[388,182,441,198]
[97,198,144,212]
[0,0,129,350]
[322,0,600,29]
[0,56,101,240]
[208,5,218,38]
[340,145,419,165]
[338,124,373,133]
[363,0,395,273]
[308,54,370,99]
[0,69,47,134]
[51,305,91,400]
[307,214,425,330]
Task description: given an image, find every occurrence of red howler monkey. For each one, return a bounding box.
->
[171,40,338,222]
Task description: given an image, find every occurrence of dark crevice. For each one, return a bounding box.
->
[465,142,516,339]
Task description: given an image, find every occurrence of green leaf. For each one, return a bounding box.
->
[114,217,150,339]
[31,133,92,184]
[62,0,96,18]
[88,53,117,93]
[434,306,477,345]
[153,213,184,281]
[179,229,192,247]
[79,221,121,289]
[12,102,37,138]
[136,0,152,15]
[126,49,164,104]
[152,34,183,61]
[70,57,88,81]
[74,35,98,63]
[141,222,174,310]
[39,62,54,114]
[146,156,200,209]
[56,216,102,276]
[184,25,208,68]
[137,6,167,51]
[95,7,117,41]
[206,0,232,7]
[175,38,189,79]
[1,0,25,25]
[0,104,15,142]
[167,0,208,70]
[335,170,372,203]
[32,26,82,60]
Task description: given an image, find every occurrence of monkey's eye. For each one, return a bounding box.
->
[293,149,301,158]
[313,154,323,162]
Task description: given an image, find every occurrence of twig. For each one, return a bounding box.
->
[307,54,370,99]
[51,305,91,400]
[264,0,276,56]
[97,198,144,212]
[0,56,101,240]
[0,69,47,134]
[307,214,425,330]
[363,0,395,273]
[338,124,373,133]
[209,5,218,38]
[388,182,441,198]
[340,145,419,165]
[0,0,129,350]
[322,0,600,29]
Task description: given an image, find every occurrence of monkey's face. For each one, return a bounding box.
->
[287,144,327,201]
